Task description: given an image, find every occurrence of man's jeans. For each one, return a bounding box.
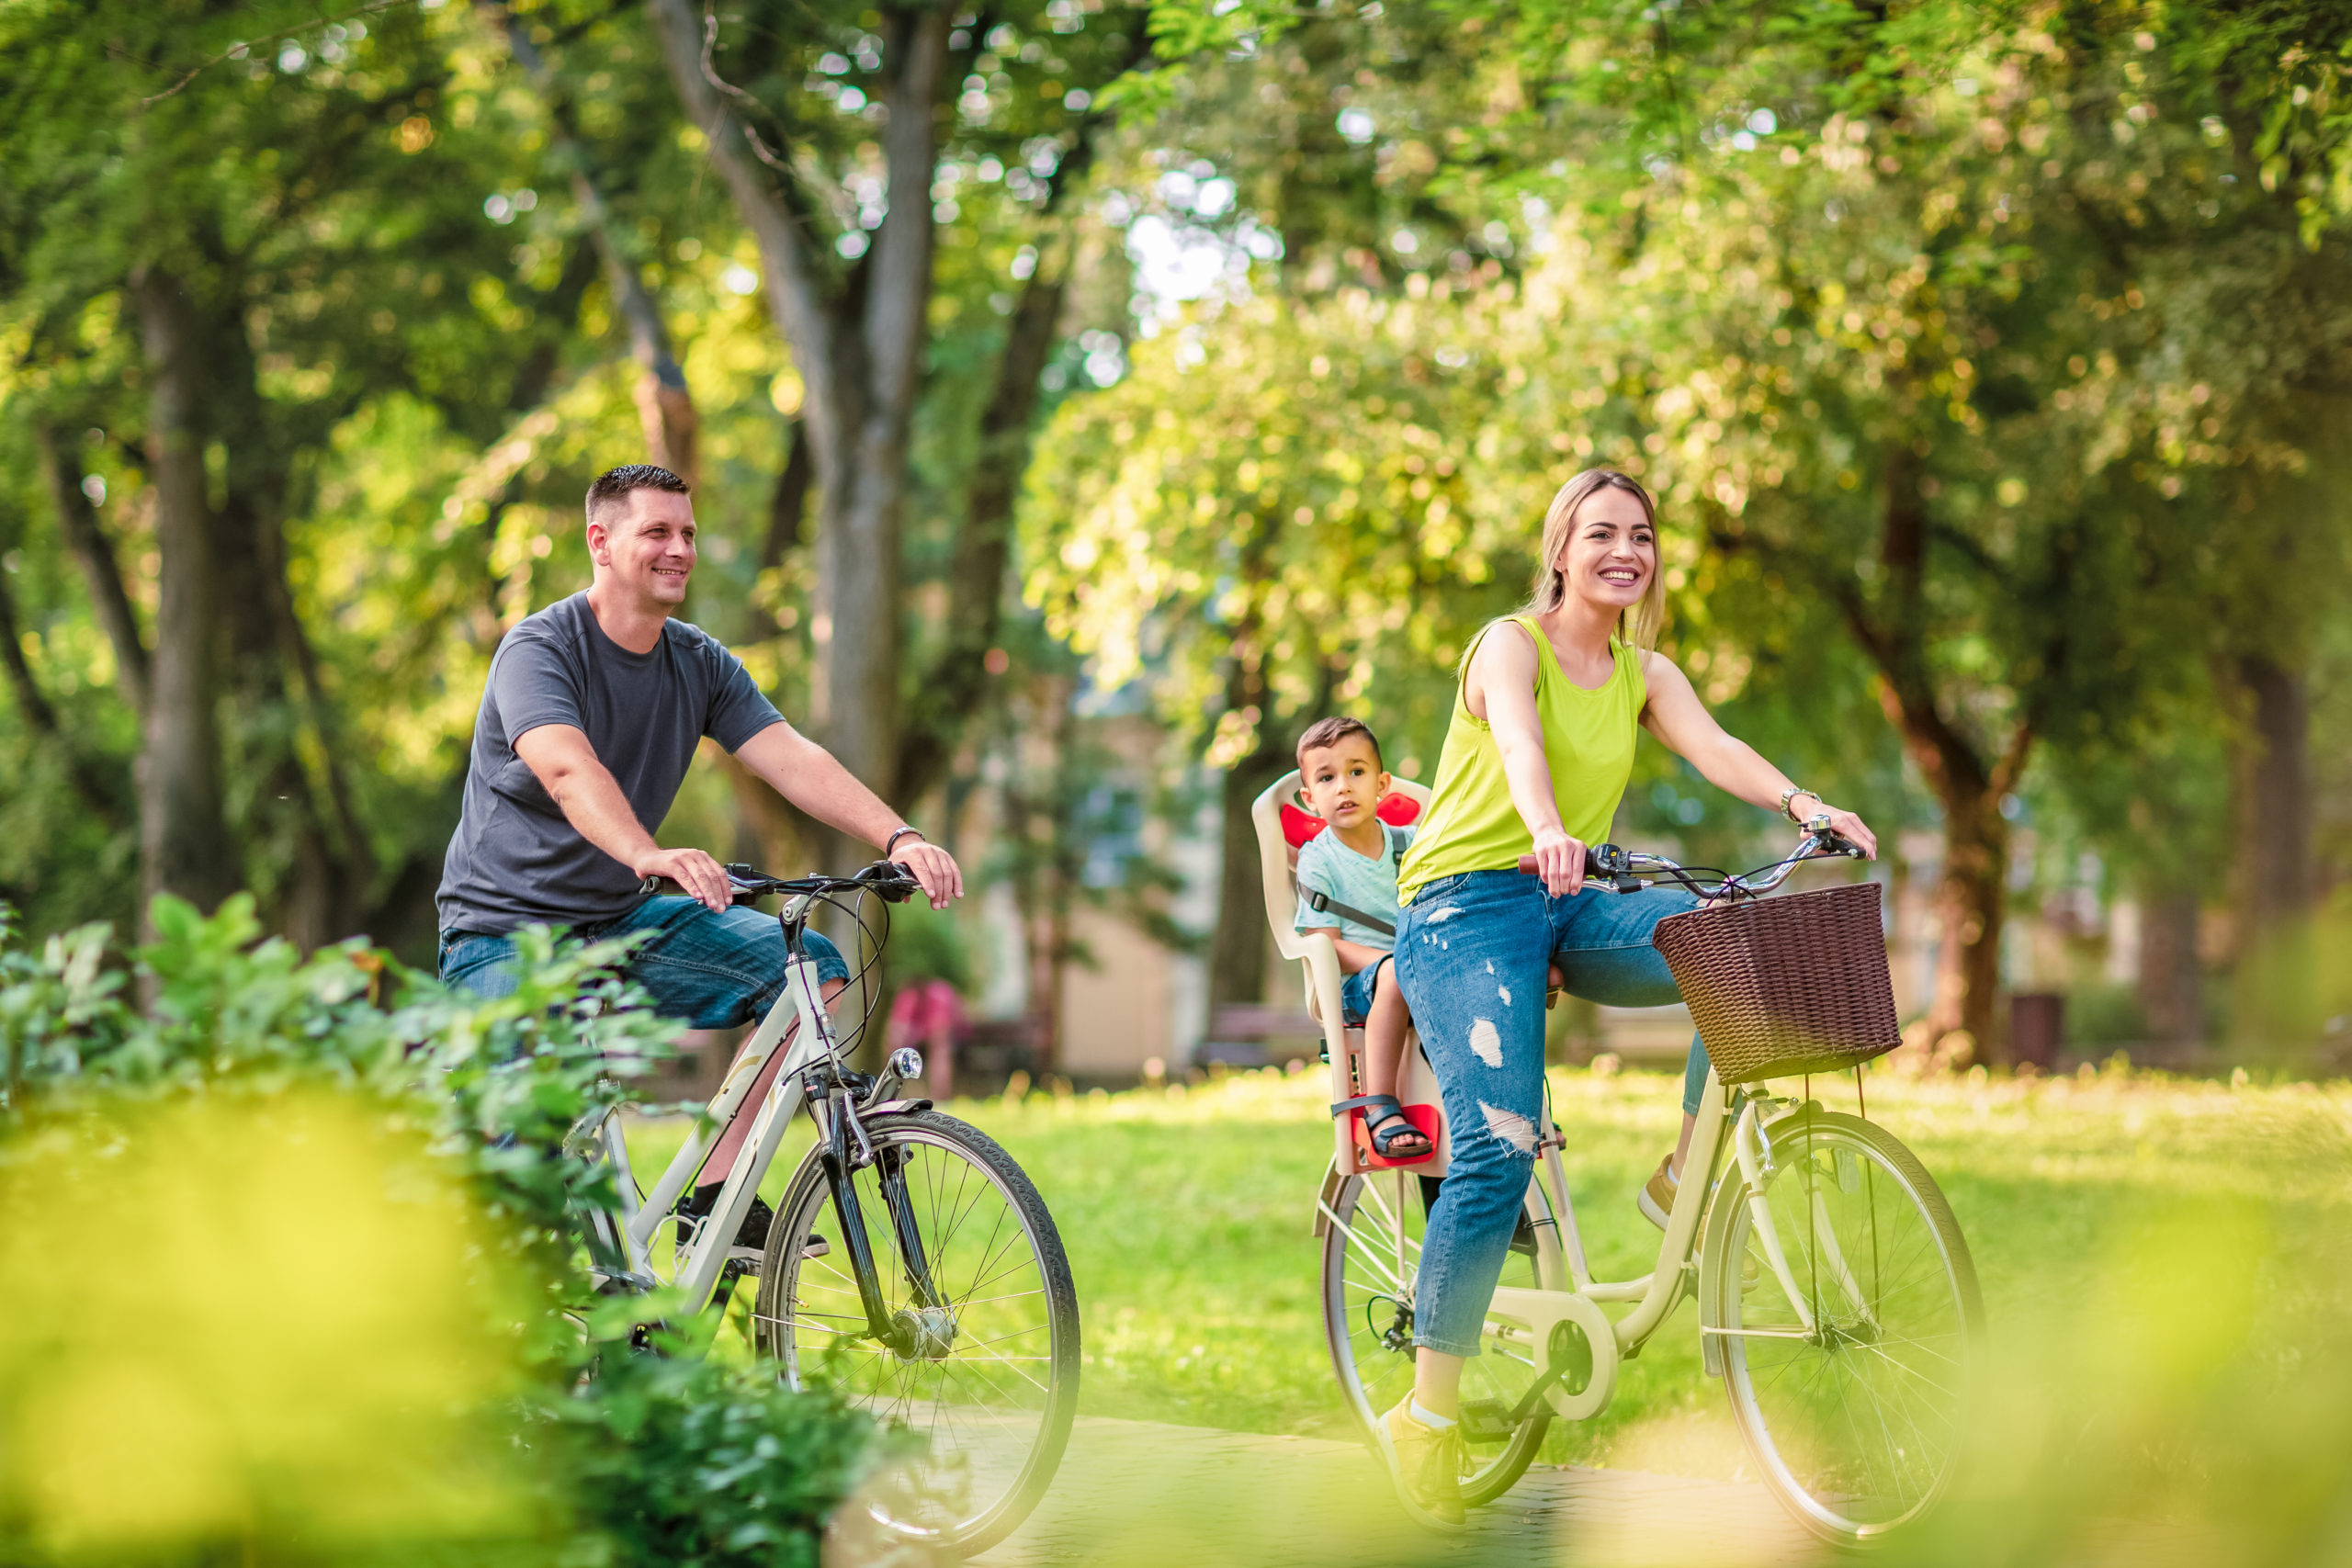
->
[438,897,850,1029]
[1392,869,1708,1357]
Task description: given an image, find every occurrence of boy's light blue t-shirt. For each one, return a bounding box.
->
[1292,824,1417,952]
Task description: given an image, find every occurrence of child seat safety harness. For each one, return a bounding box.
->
[1298,825,1408,938]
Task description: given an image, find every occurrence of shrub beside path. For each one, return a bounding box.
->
[968,1415,1816,1567]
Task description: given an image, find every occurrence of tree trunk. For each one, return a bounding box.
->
[2137,886,2203,1043]
[650,0,951,875]
[897,248,1070,803]
[760,418,813,570]
[2233,653,2316,1045]
[1926,783,2008,1064]
[130,265,237,928]
[36,424,151,716]
[2236,655,2311,937]
[1019,684,1079,1078]
[1840,446,2032,1066]
[1208,735,1291,1010]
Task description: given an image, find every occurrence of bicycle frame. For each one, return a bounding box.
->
[1419,1069,1825,1424]
[571,890,931,1329]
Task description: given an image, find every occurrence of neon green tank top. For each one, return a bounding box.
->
[1396,616,1647,903]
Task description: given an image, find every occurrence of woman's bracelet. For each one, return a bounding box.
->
[884,826,925,856]
[1777,786,1824,823]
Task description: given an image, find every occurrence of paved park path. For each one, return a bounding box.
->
[970,1416,1822,1568]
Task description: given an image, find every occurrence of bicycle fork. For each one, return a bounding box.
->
[815,1086,952,1357]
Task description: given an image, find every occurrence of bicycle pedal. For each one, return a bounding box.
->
[1457,1398,1516,1442]
[725,1247,763,1276]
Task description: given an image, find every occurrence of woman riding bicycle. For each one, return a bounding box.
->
[1375,468,1879,1529]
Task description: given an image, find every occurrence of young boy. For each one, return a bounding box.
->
[1293,716,1432,1161]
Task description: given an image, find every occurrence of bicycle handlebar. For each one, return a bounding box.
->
[639,860,923,905]
[1514,818,1865,902]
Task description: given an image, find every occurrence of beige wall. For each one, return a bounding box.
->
[1057,909,1182,1077]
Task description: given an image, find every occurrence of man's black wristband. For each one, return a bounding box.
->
[884,826,924,857]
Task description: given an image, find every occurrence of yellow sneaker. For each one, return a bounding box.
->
[1637,1153,1678,1230]
[1374,1399,1466,1532]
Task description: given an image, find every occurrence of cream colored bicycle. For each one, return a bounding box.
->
[569,862,1079,1555]
[1252,776,1983,1547]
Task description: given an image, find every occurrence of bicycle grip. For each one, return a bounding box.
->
[1516,845,1618,877]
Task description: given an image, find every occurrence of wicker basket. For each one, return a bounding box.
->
[1651,881,1901,1084]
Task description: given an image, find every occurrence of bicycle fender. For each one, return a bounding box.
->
[1311,1156,1347,1239]
[1697,1178,1743,1378]
[863,1099,935,1116]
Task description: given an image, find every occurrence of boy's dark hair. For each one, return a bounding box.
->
[586,463,690,527]
[1295,716,1382,770]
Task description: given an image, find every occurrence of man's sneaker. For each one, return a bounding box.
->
[1373,1400,1466,1532]
[1637,1154,1678,1230]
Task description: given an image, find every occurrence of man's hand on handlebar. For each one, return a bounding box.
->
[633,845,736,913]
[891,840,964,910]
[1526,827,1589,898]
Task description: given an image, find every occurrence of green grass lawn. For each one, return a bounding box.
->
[649,1061,2352,1558]
[935,1064,2349,1467]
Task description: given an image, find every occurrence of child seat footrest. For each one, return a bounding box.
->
[1329,1094,1440,1168]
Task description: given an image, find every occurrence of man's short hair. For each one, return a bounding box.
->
[585,463,691,528]
[1296,716,1382,770]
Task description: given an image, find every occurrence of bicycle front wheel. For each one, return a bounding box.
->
[1706,1108,1983,1544]
[752,1110,1079,1556]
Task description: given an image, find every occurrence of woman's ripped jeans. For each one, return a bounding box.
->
[1392,869,1703,1357]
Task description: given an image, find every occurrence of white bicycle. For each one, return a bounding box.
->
[1249,772,1984,1546]
[567,861,1079,1555]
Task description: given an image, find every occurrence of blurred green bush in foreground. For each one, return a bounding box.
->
[0,897,885,1567]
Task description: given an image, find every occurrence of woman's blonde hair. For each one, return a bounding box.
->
[1522,468,1666,650]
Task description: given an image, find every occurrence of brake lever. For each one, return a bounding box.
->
[853,860,922,904]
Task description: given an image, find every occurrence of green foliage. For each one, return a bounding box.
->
[0,898,885,1566]
[1023,289,1521,771]
[547,1352,885,1568]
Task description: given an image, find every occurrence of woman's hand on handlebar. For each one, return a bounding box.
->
[1527,827,1589,897]
[892,840,964,910]
[1808,804,1879,860]
[634,845,734,912]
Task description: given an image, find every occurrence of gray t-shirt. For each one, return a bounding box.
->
[435,592,784,935]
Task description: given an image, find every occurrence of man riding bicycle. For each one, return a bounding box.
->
[435,462,962,1238]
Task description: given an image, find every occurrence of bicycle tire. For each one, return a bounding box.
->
[1319,1167,1561,1506]
[752,1110,1080,1556]
[1703,1109,1983,1544]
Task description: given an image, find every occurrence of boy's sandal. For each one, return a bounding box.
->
[1330,1093,1434,1159]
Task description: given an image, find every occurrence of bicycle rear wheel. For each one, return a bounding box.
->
[1319,1166,1563,1506]
[1706,1109,1983,1543]
[752,1110,1079,1556]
